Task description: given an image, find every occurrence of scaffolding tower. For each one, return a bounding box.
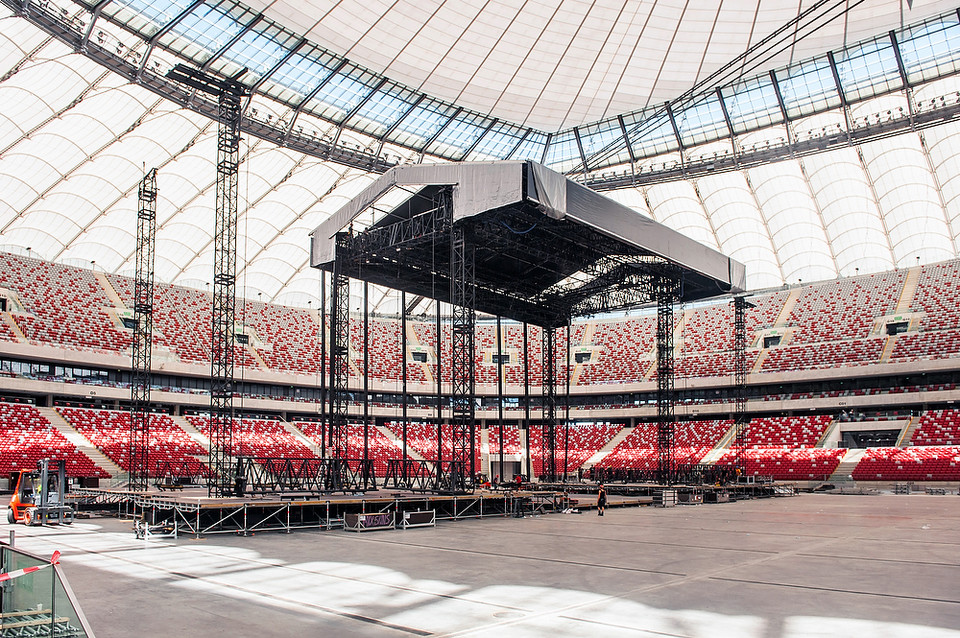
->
[128,168,157,491]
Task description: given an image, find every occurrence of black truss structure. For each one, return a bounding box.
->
[363,282,372,490]
[128,168,157,491]
[655,270,680,485]
[541,326,558,482]
[313,163,742,492]
[233,457,374,496]
[449,222,476,493]
[327,232,351,488]
[733,296,751,476]
[383,459,468,493]
[166,65,250,497]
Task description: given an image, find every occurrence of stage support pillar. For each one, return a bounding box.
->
[541,326,558,482]
[129,168,157,491]
[655,270,679,485]
[327,233,351,490]
[733,295,749,478]
[449,223,475,493]
[208,87,243,497]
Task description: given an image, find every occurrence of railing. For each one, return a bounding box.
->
[0,540,95,637]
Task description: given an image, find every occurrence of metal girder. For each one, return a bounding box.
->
[733,295,749,477]
[328,233,351,483]
[655,270,680,485]
[128,167,157,491]
[233,457,374,495]
[449,219,475,493]
[208,83,245,498]
[541,326,557,482]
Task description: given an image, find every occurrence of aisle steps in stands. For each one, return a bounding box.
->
[2,313,26,342]
[774,287,803,327]
[828,448,867,482]
[641,312,688,380]
[571,323,595,386]
[94,272,127,310]
[896,266,921,314]
[407,322,434,384]
[699,447,727,465]
[170,415,210,450]
[247,346,271,371]
[879,335,898,362]
[896,416,920,447]
[582,425,634,469]
[40,407,121,478]
[751,349,769,374]
[712,421,741,453]
[376,424,427,462]
[816,420,842,447]
[281,420,321,455]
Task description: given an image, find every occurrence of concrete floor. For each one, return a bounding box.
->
[4,493,960,637]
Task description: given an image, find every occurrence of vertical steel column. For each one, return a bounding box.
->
[435,300,443,472]
[655,271,678,486]
[363,281,371,489]
[496,315,504,484]
[449,223,476,492]
[319,271,327,459]
[129,168,157,492]
[523,322,531,481]
[564,319,572,482]
[401,289,408,477]
[541,326,557,482]
[208,90,242,498]
[733,296,748,478]
[327,233,351,489]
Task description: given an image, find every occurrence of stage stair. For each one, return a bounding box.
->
[41,407,122,478]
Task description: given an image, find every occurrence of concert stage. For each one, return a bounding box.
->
[68,478,797,537]
[69,487,573,537]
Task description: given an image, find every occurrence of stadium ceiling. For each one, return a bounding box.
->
[0,0,957,314]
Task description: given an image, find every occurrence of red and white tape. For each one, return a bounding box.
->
[0,551,60,583]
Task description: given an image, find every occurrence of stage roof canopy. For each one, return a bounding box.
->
[312,162,745,326]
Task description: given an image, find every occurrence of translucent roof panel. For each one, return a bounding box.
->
[0,2,958,307]
[248,0,958,130]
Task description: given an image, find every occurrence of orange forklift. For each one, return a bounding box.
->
[7,459,74,526]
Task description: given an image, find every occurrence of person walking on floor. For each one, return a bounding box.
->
[597,484,607,516]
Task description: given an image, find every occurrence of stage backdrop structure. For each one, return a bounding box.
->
[311,161,745,492]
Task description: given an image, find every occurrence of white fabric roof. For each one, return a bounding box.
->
[0,1,958,313]
[249,0,956,130]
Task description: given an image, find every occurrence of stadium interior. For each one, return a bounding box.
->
[0,0,958,637]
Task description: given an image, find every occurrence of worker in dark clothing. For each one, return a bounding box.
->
[597,484,607,516]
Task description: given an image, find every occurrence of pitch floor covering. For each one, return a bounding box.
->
[4,492,959,637]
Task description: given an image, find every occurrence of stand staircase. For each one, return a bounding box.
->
[40,407,122,478]
[281,419,321,455]
[582,425,634,469]
[376,424,427,463]
[828,448,867,482]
